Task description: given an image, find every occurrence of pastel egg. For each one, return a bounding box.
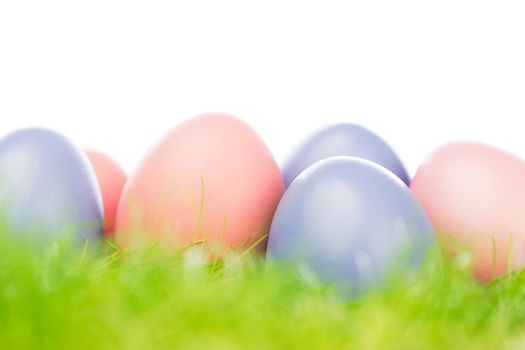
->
[86,150,127,236]
[0,128,103,242]
[411,143,525,282]
[116,113,284,251]
[282,124,410,187]
[267,156,434,295]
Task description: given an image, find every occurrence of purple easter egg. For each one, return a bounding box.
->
[0,128,103,243]
[282,124,410,187]
[268,156,434,295]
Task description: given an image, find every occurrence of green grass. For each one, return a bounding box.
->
[1,231,525,350]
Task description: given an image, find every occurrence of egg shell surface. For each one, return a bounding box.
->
[116,113,285,251]
[411,142,525,282]
[0,128,103,242]
[282,123,410,187]
[86,150,127,236]
[268,156,434,295]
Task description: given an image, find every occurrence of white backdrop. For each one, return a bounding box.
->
[1,0,524,176]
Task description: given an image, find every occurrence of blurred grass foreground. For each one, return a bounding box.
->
[2,231,525,350]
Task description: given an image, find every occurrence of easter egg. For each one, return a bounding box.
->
[282,123,410,187]
[0,128,103,242]
[86,150,127,236]
[116,113,284,251]
[267,156,434,295]
[411,143,525,282]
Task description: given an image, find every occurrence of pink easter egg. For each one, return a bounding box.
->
[86,150,127,236]
[411,142,525,282]
[116,113,284,252]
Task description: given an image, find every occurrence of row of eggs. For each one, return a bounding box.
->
[0,113,521,292]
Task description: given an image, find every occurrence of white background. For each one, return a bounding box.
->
[1,1,524,176]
